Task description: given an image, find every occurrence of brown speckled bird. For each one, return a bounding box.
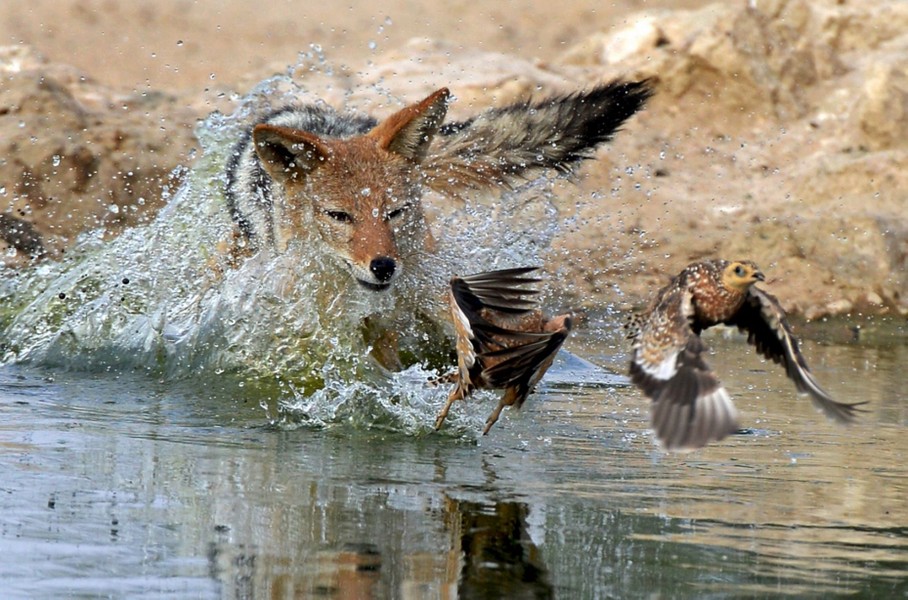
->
[434,267,572,434]
[626,259,866,451]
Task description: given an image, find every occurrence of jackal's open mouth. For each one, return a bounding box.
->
[357,279,392,292]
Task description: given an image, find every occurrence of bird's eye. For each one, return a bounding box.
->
[325,210,353,223]
[733,264,746,277]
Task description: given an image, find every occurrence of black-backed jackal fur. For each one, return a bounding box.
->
[224,81,651,368]
[225,81,651,290]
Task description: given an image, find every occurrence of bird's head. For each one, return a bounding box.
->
[721,260,764,292]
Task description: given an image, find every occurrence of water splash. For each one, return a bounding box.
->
[0,74,568,433]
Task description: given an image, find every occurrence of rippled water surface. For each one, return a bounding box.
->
[1,323,905,599]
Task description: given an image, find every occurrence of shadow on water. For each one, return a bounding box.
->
[0,320,906,598]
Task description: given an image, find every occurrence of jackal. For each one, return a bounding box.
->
[225,81,652,291]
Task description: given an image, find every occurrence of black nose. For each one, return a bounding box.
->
[369,257,397,282]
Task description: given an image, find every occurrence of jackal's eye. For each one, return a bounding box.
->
[386,204,411,221]
[325,210,354,223]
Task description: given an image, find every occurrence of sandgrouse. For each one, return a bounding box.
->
[626,259,865,451]
[434,267,572,434]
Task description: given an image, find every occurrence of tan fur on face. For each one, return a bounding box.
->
[297,137,426,268]
[248,89,449,277]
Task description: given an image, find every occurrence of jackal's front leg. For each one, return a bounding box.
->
[362,316,403,371]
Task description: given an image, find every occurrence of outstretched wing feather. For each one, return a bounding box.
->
[480,329,569,387]
[726,288,867,423]
[450,267,542,318]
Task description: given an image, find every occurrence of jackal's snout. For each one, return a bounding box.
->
[370,256,396,283]
[350,254,400,292]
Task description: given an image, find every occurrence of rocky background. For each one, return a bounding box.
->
[1,0,906,319]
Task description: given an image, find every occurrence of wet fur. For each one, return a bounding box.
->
[223,82,651,368]
[225,80,653,258]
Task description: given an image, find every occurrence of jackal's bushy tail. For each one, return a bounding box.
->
[423,79,653,195]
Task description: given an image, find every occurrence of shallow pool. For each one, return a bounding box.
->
[0,322,905,598]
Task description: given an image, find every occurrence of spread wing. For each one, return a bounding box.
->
[441,267,569,434]
[478,318,572,406]
[447,267,544,394]
[629,284,739,451]
[726,287,867,423]
[450,267,541,319]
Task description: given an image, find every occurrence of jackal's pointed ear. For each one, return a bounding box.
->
[252,124,329,182]
[369,88,450,161]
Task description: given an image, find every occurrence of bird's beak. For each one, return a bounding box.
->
[754,270,765,282]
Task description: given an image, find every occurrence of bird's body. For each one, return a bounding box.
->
[627,259,865,451]
[434,267,572,434]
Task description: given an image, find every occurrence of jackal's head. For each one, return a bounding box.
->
[252,88,450,291]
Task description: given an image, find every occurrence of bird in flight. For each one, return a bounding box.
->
[626,259,866,451]
[434,267,572,434]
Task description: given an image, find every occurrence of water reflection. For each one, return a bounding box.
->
[441,498,552,600]
[209,540,382,600]
[208,494,553,600]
